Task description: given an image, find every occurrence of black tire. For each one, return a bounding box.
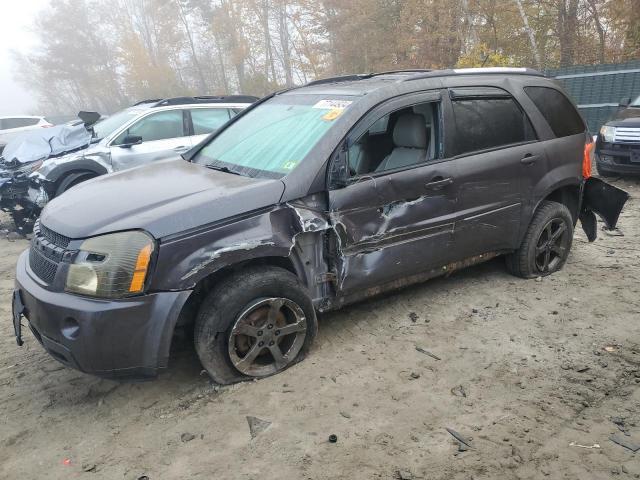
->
[194,266,318,384]
[506,200,573,279]
[55,172,96,197]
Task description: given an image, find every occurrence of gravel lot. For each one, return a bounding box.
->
[1,176,639,480]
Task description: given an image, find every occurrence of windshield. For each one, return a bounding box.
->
[194,95,355,178]
[631,95,640,107]
[92,109,140,139]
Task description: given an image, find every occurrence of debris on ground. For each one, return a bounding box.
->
[451,385,467,398]
[609,434,640,452]
[415,346,441,360]
[408,312,419,322]
[446,428,472,451]
[569,442,600,449]
[410,372,421,380]
[329,434,338,443]
[396,469,414,480]
[246,416,272,439]
[181,432,196,442]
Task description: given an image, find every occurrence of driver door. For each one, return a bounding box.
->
[110,109,191,171]
[328,91,460,293]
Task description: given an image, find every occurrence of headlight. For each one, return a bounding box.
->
[13,160,44,175]
[600,125,616,143]
[65,231,155,298]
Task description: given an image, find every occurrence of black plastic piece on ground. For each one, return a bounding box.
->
[329,434,338,443]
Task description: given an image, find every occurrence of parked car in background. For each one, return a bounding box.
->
[0,116,54,154]
[12,68,628,384]
[0,96,258,233]
[595,94,640,176]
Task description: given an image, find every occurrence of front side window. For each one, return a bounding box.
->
[524,86,585,138]
[191,108,231,135]
[194,95,354,177]
[450,97,536,156]
[114,110,185,144]
[348,101,439,176]
[94,109,140,140]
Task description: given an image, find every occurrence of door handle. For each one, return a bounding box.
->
[173,145,189,152]
[520,154,539,165]
[425,177,453,190]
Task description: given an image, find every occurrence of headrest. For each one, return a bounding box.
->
[393,113,427,149]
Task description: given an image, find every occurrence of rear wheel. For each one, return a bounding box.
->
[506,201,573,279]
[194,266,317,384]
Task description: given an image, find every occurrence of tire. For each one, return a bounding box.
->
[55,172,96,197]
[506,200,573,279]
[194,266,318,384]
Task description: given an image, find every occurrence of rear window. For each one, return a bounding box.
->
[524,86,585,137]
[450,97,536,156]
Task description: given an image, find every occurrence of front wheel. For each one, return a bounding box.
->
[506,201,573,279]
[194,266,317,384]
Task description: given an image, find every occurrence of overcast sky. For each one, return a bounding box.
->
[0,0,49,116]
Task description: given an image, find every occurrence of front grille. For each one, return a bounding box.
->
[37,221,71,249]
[29,247,58,284]
[614,127,640,143]
[28,221,72,284]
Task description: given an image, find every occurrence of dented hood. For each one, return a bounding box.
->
[40,159,285,239]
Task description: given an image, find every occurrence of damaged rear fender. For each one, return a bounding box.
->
[579,177,629,241]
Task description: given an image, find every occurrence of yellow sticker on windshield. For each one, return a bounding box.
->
[322,108,343,121]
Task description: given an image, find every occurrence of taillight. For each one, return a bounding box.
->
[583,140,593,179]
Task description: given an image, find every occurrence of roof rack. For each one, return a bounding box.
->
[133,98,163,106]
[305,74,377,87]
[151,95,260,107]
[133,95,259,107]
[404,67,545,82]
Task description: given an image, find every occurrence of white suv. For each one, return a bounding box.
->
[0,116,53,152]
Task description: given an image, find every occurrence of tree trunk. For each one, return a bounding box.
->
[514,0,542,69]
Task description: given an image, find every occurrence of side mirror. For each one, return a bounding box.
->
[118,135,142,148]
[619,97,631,107]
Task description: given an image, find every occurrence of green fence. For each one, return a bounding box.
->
[546,60,640,134]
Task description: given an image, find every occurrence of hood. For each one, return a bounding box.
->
[0,122,91,165]
[606,106,640,127]
[40,159,285,239]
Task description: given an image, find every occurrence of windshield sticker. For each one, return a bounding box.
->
[322,108,344,121]
[313,99,353,110]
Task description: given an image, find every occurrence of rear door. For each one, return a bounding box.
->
[443,87,544,257]
[109,109,191,171]
[188,107,234,147]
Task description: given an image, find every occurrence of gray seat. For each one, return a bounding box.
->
[375,113,427,172]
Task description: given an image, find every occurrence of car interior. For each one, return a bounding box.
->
[348,102,439,176]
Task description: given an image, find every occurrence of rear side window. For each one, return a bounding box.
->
[450,97,536,156]
[524,86,585,137]
[190,108,231,135]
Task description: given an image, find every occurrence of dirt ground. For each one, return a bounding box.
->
[1,176,639,480]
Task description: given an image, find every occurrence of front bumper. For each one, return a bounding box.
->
[14,250,192,379]
[595,142,640,174]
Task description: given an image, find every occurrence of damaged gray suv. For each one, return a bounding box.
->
[13,68,628,383]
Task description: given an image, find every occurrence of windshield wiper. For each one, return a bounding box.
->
[206,164,243,176]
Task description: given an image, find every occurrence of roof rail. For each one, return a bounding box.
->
[133,98,163,106]
[150,95,259,107]
[404,67,545,82]
[372,69,433,76]
[305,74,376,87]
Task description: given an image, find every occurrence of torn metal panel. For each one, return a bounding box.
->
[152,194,333,306]
[580,177,629,237]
